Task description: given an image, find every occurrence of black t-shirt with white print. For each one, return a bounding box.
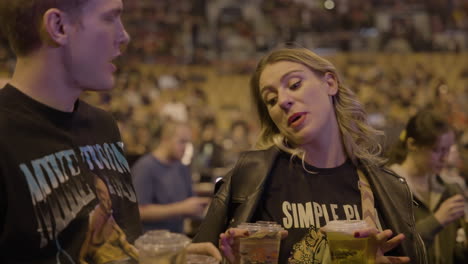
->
[0,85,142,264]
[252,152,362,264]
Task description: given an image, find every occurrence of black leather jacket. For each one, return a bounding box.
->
[194,147,427,263]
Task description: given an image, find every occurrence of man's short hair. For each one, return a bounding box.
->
[0,0,89,56]
[158,119,190,141]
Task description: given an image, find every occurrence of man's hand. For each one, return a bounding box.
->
[179,197,211,218]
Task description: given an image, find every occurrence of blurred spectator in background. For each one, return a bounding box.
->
[460,131,468,182]
[132,119,210,233]
[194,118,226,182]
[222,119,253,168]
[440,143,468,197]
[388,109,467,264]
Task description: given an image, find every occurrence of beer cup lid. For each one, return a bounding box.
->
[134,231,191,253]
[237,221,284,235]
[322,220,370,235]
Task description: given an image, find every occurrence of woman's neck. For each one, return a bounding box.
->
[399,157,433,185]
[301,124,347,168]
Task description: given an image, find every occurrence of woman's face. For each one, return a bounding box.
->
[414,131,455,173]
[96,178,112,214]
[258,61,338,145]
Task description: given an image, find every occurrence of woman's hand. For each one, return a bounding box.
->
[219,228,288,263]
[219,228,250,263]
[434,194,465,227]
[187,242,222,261]
[354,228,410,264]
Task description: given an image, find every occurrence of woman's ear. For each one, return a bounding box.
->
[323,72,338,96]
[406,137,418,152]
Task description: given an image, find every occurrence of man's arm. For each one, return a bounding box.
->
[138,197,210,222]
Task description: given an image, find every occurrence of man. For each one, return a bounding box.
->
[132,119,211,233]
[0,1,220,263]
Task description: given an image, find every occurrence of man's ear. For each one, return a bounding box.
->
[41,8,72,46]
[323,72,338,96]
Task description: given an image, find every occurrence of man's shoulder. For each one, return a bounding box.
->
[0,84,16,113]
[132,153,158,171]
[78,99,115,122]
[0,90,21,128]
[76,99,120,134]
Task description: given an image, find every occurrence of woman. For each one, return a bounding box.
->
[194,47,426,263]
[388,109,467,264]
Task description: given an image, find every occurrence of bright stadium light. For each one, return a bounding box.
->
[324,0,335,10]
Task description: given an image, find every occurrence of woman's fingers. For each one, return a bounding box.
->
[380,233,405,253]
[374,229,393,242]
[218,228,250,263]
[219,229,248,246]
[353,227,380,238]
[225,228,249,238]
[280,230,288,239]
[351,229,409,264]
[219,244,235,262]
[380,256,411,264]
[219,233,237,262]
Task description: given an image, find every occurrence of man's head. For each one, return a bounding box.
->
[0,0,89,56]
[0,0,130,91]
[158,120,192,163]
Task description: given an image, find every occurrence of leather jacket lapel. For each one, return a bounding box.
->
[363,165,426,263]
[229,147,280,228]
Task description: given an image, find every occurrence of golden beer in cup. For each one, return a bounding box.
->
[323,220,376,264]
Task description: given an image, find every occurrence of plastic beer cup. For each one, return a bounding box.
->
[135,230,191,264]
[185,254,220,264]
[322,220,376,264]
[237,221,284,264]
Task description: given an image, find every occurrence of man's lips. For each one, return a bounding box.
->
[109,63,117,72]
[109,54,121,73]
[288,112,307,127]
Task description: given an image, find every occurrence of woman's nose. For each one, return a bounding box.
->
[278,91,293,111]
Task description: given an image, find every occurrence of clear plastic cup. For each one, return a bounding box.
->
[185,254,220,264]
[322,220,376,264]
[135,230,191,264]
[237,221,284,264]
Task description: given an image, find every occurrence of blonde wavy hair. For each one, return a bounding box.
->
[250,47,386,168]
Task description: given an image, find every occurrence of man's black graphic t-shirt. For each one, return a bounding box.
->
[252,152,362,264]
[0,85,142,264]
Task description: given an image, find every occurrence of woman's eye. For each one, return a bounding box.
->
[266,97,277,106]
[290,80,302,90]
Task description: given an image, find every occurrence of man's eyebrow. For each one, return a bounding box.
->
[260,70,304,95]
